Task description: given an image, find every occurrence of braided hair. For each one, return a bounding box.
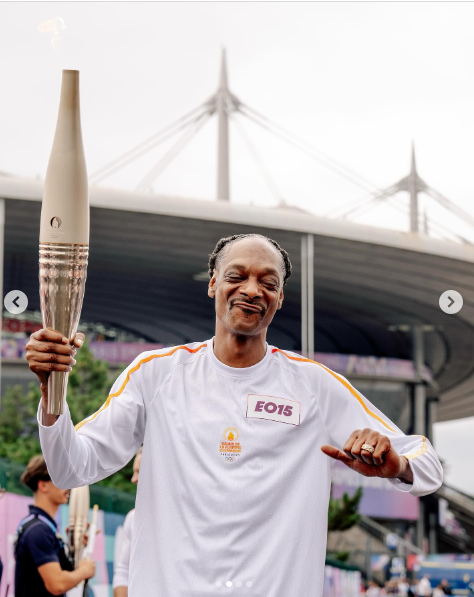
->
[208,234,292,286]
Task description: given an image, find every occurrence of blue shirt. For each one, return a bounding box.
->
[15,505,69,597]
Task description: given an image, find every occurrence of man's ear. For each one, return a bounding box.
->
[277,288,284,310]
[208,272,217,298]
[36,480,49,494]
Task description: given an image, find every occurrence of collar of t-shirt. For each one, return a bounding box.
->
[207,337,272,377]
[28,505,58,531]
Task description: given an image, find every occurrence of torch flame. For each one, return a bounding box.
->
[38,18,67,52]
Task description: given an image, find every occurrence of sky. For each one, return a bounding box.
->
[1,1,474,494]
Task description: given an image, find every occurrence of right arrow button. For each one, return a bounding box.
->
[440,290,463,315]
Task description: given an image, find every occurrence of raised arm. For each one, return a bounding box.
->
[28,328,146,489]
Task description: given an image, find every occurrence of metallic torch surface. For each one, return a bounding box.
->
[68,485,90,568]
[39,69,89,415]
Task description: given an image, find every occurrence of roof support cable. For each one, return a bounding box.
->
[89,97,216,185]
[237,101,384,196]
[388,196,471,244]
[423,186,474,231]
[337,185,401,220]
[230,111,287,207]
[136,110,212,192]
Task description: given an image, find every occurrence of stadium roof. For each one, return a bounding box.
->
[2,174,474,423]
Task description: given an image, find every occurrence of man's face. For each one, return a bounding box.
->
[39,480,70,505]
[131,453,142,485]
[208,237,284,337]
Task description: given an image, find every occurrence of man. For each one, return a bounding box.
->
[15,455,95,597]
[440,579,452,595]
[113,447,142,597]
[28,233,443,597]
[417,574,432,597]
[399,576,410,597]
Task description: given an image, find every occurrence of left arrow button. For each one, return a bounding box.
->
[4,290,28,314]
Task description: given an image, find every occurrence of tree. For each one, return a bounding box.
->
[0,339,135,493]
[327,487,363,563]
[328,487,363,532]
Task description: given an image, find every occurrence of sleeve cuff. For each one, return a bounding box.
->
[37,399,71,431]
[388,459,417,494]
[112,573,129,589]
[388,476,414,493]
[34,555,60,567]
[37,399,59,428]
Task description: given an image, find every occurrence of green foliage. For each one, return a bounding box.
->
[0,384,42,463]
[0,339,136,494]
[328,487,362,532]
[327,487,363,562]
[331,551,350,563]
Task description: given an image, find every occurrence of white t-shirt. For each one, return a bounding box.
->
[38,339,443,597]
[113,508,135,589]
[417,577,433,596]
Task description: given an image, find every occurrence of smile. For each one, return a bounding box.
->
[232,302,262,313]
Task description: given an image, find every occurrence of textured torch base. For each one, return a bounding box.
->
[39,242,89,415]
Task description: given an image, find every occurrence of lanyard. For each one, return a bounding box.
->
[17,513,58,535]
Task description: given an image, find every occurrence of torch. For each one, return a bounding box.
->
[83,504,99,560]
[82,504,99,597]
[39,69,89,415]
[68,485,90,569]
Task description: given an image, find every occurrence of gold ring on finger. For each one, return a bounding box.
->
[361,443,375,454]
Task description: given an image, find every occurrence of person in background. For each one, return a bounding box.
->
[441,579,452,595]
[398,577,410,597]
[416,574,432,597]
[367,580,382,597]
[433,584,445,597]
[14,455,95,597]
[113,448,142,597]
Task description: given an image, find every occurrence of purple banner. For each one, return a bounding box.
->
[313,352,431,382]
[1,337,28,359]
[88,341,164,364]
[332,461,419,520]
[1,338,429,380]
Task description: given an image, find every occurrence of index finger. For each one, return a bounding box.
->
[32,328,69,344]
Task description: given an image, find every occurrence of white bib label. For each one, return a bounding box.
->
[246,394,301,426]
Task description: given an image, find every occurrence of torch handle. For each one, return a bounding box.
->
[82,579,89,597]
[39,242,88,416]
[47,370,69,415]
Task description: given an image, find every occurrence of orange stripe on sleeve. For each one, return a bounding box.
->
[271,348,397,433]
[74,343,207,432]
[403,436,428,460]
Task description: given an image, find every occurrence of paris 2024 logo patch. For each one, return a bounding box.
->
[220,427,241,463]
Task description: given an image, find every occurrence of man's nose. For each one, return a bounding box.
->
[240,277,261,298]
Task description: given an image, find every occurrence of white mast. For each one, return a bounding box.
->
[216,49,230,201]
[409,142,418,232]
